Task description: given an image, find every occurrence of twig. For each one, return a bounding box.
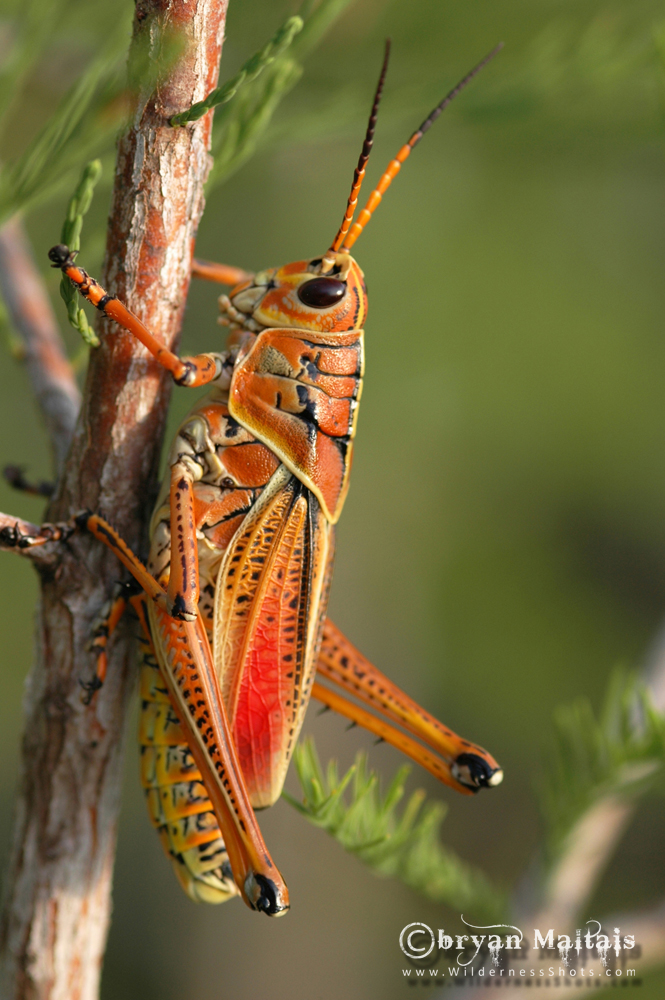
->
[170,14,302,126]
[509,629,665,985]
[0,215,80,473]
[522,795,635,933]
[0,2,228,998]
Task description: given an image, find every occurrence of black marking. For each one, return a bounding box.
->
[453,752,498,790]
[96,294,116,312]
[253,875,288,916]
[300,356,320,382]
[351,286,361,327]
[170,593,188,619]
[175,360,197,387]
[206,504,254,530]
[75,509,94,530]
[80,675,103,706]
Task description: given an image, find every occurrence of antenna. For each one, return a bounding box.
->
[342,42,504,252]
[321,40,391,272]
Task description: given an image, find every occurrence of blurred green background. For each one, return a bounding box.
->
[1,0,665,996]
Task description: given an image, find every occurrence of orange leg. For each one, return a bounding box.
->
[79,512,169,606]
[191,259,253,286]
[314,619,503,794]
[77,511,289,916]
[3,465,54,498]
[48,246,220,388]
[82,582,149,703]
[83,583,129,702]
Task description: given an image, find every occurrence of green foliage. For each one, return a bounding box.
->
[541,670,665,861]
[0,0,70,129]
[286,674,665,923]
[58,160,103,348]
[0,22,131,225]
[462,13,665,133]
[170,15,304,127]
[284,737,507,922]
[206,0,355,189]
[0,0,355,222]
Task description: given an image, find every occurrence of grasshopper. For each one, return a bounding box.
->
[16,42,503,917]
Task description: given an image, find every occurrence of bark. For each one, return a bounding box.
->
[0,2,228,997]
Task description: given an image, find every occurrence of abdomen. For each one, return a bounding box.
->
[138,391,333,900]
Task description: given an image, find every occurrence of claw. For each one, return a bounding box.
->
[80,675,103,706]
[244,874,290,917]
[48,244,77,268]
[0,520,69,549]
[451,753,503,791]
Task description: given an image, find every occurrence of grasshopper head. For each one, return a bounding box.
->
[224,252,367,334]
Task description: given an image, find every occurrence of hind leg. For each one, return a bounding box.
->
[314,619,503,795]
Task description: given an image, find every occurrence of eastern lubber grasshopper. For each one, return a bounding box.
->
[11,41,503,917]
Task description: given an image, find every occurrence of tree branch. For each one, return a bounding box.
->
[0,2,228,997]
[0,215,80,474]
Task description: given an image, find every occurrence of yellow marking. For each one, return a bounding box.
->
[159,780,212,821]
[139,701,187,746]
[167,812,222,853]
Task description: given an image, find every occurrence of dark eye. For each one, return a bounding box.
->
[297,277,346,308]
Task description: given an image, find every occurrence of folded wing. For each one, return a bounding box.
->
[213,465,334,808]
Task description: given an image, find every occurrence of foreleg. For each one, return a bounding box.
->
[191,259,253,286]
[48,245,222,388]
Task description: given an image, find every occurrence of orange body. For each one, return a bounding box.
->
[47,42,505,912]
[140,257,365,899]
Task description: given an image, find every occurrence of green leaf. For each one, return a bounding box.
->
[0,0,71,131]
[0,24,129,225]
[207,57,304,187]
[58,160,103,348]
[284,737,507,921]
[206,0,355,190]
[170,15,304,127]
[541,669,665,863]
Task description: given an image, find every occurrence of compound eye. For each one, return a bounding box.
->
[297,277,346,308]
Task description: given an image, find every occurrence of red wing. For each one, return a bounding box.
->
[213,466,334,808]
[228,328,363,523]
